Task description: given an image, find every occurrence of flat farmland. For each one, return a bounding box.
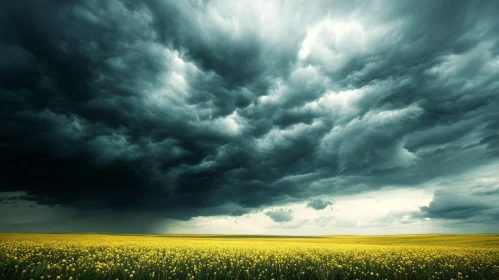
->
[1,233,498,280]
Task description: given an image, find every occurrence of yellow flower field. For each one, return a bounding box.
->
[1,233,498,280]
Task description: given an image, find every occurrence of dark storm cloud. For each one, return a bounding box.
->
[418,190,499,223]
[306,199,333,210]
[0,197,169,233]
[0,192,27,205]
[1,0,499,230]
[473,188,499,196]
[419,191,490,220]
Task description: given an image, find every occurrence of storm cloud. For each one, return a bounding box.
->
[419,191,491,220]
[1,0,499,232]
[418,189,499,224]
[307,199,333,210]
[266,209,293,223]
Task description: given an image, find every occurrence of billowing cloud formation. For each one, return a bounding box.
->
[420,191,489,220]
[418,189,499,224]
[1,0,499,230]
[307,199,333,210]
[265,209,293,223]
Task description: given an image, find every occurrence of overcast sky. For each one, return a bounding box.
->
[1,0,499,234]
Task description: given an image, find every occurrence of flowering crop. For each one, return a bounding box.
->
[1,233,498,280]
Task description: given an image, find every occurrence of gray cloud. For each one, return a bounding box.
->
[307,199,333,210]
[473,188,499,196]
[418,190,499,223]
[1,0,499,231]
[266,209,293,223]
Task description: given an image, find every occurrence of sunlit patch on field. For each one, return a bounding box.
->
[1,233,498,280]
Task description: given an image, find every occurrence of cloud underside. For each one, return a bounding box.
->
[418,190,499,224]
[1,0,499,223]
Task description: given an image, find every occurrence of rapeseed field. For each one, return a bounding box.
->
[1,233,498,280]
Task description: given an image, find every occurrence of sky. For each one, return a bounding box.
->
[1,0,499,234]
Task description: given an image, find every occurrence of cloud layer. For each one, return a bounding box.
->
[1,0,499,231]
